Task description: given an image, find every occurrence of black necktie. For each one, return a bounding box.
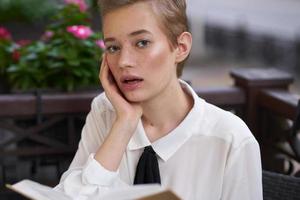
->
[133,146,161,184]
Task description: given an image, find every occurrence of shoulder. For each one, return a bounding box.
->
[200,99,256,149]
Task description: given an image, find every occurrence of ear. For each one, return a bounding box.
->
[175,32,192,63]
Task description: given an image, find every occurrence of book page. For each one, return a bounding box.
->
[6,180,70,200]
[7,180,180,200]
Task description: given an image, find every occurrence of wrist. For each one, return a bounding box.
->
[113,117,139,137]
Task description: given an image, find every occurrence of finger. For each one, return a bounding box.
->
[100,55,117,93]
[100,62,109,89]
[99,53,106,80]
[99,54,110,86]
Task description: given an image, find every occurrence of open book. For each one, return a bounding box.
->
[6,179,181,200]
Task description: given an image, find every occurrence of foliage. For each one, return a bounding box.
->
[0,26,14,91]
[0,0,104,92]
[0,0,57,23]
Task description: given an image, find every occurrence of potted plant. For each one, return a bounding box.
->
[0,26,14,93]
[1,0,105,93]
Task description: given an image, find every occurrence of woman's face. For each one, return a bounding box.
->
[103,2,179,103]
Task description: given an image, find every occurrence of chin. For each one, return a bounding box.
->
[124,95,144,103]
[123,92,147,103]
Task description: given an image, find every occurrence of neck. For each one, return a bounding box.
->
[141,79,193,142]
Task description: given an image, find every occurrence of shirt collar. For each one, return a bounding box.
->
[127,80,205,162]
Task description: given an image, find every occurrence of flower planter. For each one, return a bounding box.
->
[0,0,104,95]
[0,77,10,94]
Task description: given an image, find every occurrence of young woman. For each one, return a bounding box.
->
[55,0,263,199]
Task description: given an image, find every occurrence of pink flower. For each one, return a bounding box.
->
[95,39,106,49]
[16,40,31,47]
[45,31,54,38]
[12,50,21,62]
[64,0,88,12]
[67,25,78,33]
[41,30,54,41]
[0,26,12,40]
[67,25,93,40]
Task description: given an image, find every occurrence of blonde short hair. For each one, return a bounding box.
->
[98,0,189,77]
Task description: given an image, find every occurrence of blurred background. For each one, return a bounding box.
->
[0,0,300,199]
[184,0,300,91]
[1,0,300,91]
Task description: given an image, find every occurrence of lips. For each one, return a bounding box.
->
[120,75,143,83]
[120,75,144,91]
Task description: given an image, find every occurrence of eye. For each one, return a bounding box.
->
[136,40,150,48]
[105,45,120,54]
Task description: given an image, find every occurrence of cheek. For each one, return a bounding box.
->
[106,55,116,69]
[141,44,175,73]
[104,57,119,85]
[106,56,118,75]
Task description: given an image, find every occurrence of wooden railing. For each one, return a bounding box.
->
[258,89,298,120]
[0,91,101,117]
[256,90,299,175]
[230,68,299,176]
[0,87,246,157]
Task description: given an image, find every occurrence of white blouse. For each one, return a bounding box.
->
[54,80,263,200]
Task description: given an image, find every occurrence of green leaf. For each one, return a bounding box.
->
[25,53,38,60]
[7,65,18,73]
[49,62,63,69]
[67,60,80,66]
[82,40,94,47]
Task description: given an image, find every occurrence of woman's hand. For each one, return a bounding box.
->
[95,54,143,171]
[99,54,143,132]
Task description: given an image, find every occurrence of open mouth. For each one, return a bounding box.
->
[121,75,144,84]
[123,78,143,84]
[120,75,144,90]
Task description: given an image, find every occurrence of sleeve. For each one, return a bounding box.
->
[221,138,263,200]
[53,95,129,199]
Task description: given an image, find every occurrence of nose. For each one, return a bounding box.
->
[118,46,135,69]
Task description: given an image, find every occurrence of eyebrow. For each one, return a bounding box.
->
[130,29,151,36]
[104,29,152,43]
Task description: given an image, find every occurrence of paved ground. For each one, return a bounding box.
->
[185,0,300,94]
[182,58,300,94]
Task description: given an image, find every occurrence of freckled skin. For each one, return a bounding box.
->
[103,2,179,103]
